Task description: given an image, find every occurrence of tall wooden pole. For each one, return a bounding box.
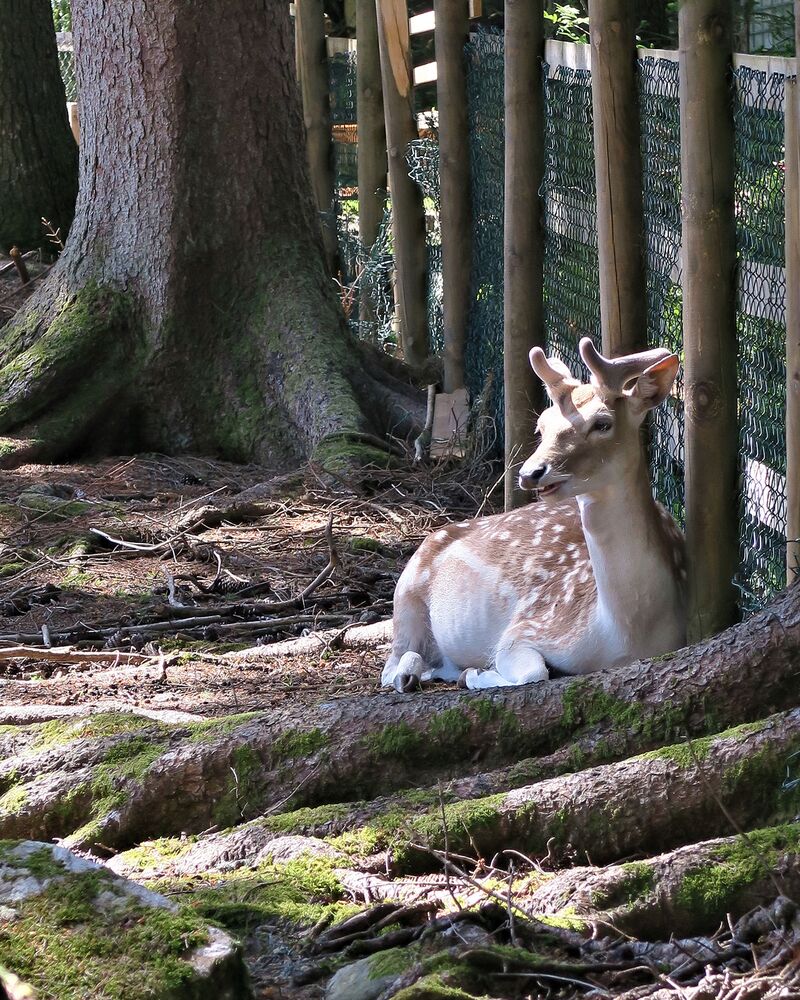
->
[435,0,471,393]
[589,0,647,358]
[357,0,386,253]
[503,0,546,510]
[786,17,800,583]
[296,0,339,276]
[679,0,738,640]
[375,0,429,367]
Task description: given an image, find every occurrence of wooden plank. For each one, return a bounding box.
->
[295,0,339,275]
[413,60,438,84]
[375,0,429,366]
[409,11,436,35]
[590,0,646,357]
[503,0,546,510]
[410,2,482,35]
[435,0,471,393]
[679,0,738,641]
[787,29,800,582]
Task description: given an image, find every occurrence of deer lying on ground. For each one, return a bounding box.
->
[382,338,686,692]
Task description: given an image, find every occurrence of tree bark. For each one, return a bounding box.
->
[0,0,423,468]
[0,0,78,253]
[296,0,340,276]
[530,823,800,939]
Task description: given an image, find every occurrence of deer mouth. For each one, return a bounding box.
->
[537,483,563,498]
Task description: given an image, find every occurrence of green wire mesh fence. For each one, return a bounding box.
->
[639,56,684,526]
[57,37,77,102]
[733,65,788,613]
[465,29,505,429]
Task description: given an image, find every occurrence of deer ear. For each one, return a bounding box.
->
[629,354,680,412]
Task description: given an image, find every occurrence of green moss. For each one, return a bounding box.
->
[0,865,214,1000]
[214,745,264,827]
[33,712,161,750]
[116,836,198,874]
[0,785,27,815]
[0,562,25,578]
[179,853,357,933]
[392,794,506,867]
[0,843,64,879]
[368,946,416,980]
[390,973,480,999]
[428,709,471,747]
[364,722,424,759]
[16,494,93,521]
[471,699,502,725]
[348,536,388,554]
[273,727,328,759]
[562,679,643,731]
[260,801,355,836]
[638,720,769,768]
[311,436,394,475]
[187,712,264,742]
[675,824,800,925]
[594,861,655,909]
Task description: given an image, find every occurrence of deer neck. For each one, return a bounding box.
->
[576,452,673,633]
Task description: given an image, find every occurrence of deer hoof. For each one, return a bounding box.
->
[394,672,421,693]
[457,669,471,689]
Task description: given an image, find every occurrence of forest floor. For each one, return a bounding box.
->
[1,455,800,1000]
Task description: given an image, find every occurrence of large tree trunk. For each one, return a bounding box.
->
[0,0,78,252]
[0,0,422,467]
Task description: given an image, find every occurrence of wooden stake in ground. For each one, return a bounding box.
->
[375,0,429,368]
[786,65,800,582]
[435,0,471,394]
[503,0,546,510]
[356,0,387,256]
[589,0,646,358]
[295,0,339,276]
[679,0,738,641]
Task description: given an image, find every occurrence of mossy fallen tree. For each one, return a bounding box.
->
[1,586,799,857]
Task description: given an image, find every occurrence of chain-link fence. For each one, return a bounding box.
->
[639,56,685,525]
[464,29,505,429]
[389,35,790,616]
[733,64,788,612]
[56,33,77,102]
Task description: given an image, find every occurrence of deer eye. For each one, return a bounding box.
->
[591,417,613,434]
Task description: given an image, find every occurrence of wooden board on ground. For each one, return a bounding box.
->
[430,387,469,459]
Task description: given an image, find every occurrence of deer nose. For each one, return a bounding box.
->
[519,464,548,491]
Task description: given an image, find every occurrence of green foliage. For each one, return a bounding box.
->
[544,4,589,43]
[51,1,72,31]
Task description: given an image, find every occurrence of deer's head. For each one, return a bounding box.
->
[518,338,679,500]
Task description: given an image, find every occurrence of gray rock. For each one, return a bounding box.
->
[326,947,415,1000]
[0,840,252,999]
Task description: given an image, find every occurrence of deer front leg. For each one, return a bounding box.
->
[460,634,549,690]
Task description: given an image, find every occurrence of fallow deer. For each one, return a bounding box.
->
[382,338,686,692]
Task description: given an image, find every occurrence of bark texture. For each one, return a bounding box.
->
[0,0,422,467]
[0,0,78,252]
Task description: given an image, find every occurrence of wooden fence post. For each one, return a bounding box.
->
[503,0,546,510]
[679,0,738,641]
[435,0,471,393]
[375,0,429,368]
[589,0,647,357]
[357,0,386,254]
[295,0,340,276]
[786,66,800,583]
